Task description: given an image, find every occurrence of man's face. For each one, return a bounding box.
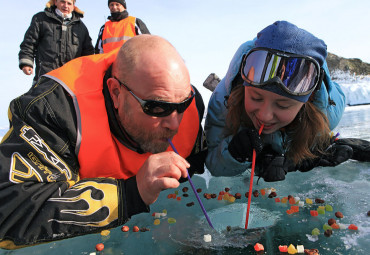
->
[55,0,74,15]
[109,55,191,154]
[109,2,125,13]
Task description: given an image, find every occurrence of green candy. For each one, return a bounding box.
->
[168,218,176,224]
[311,228,320,236]
[174,190,179,195]
[325,204,333,211]
[323,223,333,231]
[317,208,325,214]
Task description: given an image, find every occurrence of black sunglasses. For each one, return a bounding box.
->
[114,77,195,117]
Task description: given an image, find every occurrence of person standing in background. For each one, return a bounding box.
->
[19,0,94,86]
[95,0,150,54]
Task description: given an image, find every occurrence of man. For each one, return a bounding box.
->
[95,0,150,54]
[19,0,94,85]
[0,35,206,249]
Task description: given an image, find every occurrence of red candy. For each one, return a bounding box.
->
[95,243,104,251]
[310,210,319,217]
[275,197,281,203]
[121,225,129,232]
[279,245,288,252]
[348,224,358,230]
[254,243,264,252]
[133,226,140,232]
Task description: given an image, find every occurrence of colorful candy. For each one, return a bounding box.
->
[310,210,318,217]
[100,230,110,236]
[121,225,129,232]
[348,224,358,230]
[311,228,320,236]
[168,218,176,224]
[335,211,344,218]
[279,245,288,252]
[153,219,160,225]
[133,226,139,232]
[325,204,333,211]
[95,243,104,251]
[323,224,332,231]
[287,244,298,254]
[306,198,313,204]
[203,234,212,242]
[254,243,264,252]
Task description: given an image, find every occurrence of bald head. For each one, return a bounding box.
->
[113,35,189,86]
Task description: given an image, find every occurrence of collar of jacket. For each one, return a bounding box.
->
[102,65,145,154]
[45,0,84,18]
[108,10,129,22]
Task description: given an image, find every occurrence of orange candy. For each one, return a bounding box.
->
[289,197,296,204]
[121,225,129,232]
[286,209,294,215]
[254,243,264,252]
[291,205,299,213]
[177,197,181,201]
[167,194,173,199]
[217,195,223,200]
[133,226,140,232]
[279,245,288,252]
[95,243,104,251]
[275,197,281,202]
[331,223,340,229]
[260,189,266,196]
[348,224,358,230]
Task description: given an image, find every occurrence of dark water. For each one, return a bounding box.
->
[1,105,369,255]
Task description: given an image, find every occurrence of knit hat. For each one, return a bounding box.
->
[244,21,327,103]
[108,0,126,9]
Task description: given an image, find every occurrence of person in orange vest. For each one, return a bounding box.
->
[0,35,206,249]
[94,0,150,54]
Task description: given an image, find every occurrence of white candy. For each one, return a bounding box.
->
[294,196,300,202]
[297,245,304,253]
[265,188,272,195]
[89,253,96,255]
[298,201,305,207]
[338,223,347,230]
[154,213,162,218]
[203,234,212,242]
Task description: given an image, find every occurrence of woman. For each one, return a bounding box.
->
[205,21,352,181]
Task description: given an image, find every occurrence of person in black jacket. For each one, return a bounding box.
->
[19,0,94,85]
[95,0,150,54]
[0,35,206,249]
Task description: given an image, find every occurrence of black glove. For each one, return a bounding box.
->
[255,142,354,182]
[228,128,263,162]
[255,146,294,182]
[296,143,353,172]
[335,138,370,162]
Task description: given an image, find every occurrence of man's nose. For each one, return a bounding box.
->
[161,111,182,131]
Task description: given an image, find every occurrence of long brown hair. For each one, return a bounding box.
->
[225,85,331,164]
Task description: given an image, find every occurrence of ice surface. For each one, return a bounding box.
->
[0,74,369,255]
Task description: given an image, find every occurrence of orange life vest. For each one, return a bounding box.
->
[45,50,200,179]
[102,16,136,53]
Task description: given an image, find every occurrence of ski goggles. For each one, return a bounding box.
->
[114,77,195,117]
[241,47,324,96]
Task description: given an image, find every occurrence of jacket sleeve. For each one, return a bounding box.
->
[80,21,95,56]
[18,13,41,69]
[94,25,105,54]
[312,61,346,130]
[204,80,252,177]
[0,79,148,249]
[135,18,150,35]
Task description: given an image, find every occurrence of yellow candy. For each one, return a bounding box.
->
[287,244,298,254]
[168,218,176,224]
[281,197,288,203]
[318,206,325,210]
[162,209,167,214]
[306,198,313,204]
[154,219,160,225]
[101,230,110,236]
[228,196,236,203]
[223,193,230,200]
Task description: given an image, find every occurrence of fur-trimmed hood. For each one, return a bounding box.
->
[46,0,84,15]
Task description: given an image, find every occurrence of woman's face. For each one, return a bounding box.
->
[244,86,304,134]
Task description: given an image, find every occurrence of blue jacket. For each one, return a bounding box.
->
[205,40,346,176]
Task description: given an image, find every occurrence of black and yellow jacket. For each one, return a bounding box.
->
[0,53,206,249]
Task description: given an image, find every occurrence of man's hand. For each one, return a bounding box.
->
[136,151,189,205]
[22,66,33,75]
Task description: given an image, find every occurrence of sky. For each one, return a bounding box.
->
[0,0,369,128]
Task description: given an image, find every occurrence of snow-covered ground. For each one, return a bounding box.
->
[332,70,370,106]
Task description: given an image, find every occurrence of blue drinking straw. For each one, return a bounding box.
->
[167,139,214,229]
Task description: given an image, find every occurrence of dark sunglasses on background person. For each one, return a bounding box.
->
[114,76,195,117]
[241,47,324,96]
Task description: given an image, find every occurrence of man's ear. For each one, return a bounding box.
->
[107,77,122,109]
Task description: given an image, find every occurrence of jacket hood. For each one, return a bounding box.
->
[46,0,84,16]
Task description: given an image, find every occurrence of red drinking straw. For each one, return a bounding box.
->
[245,124,264,229]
